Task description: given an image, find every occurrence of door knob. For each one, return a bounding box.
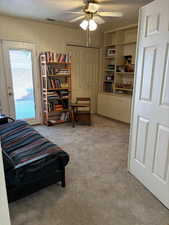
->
[8,92,13,96]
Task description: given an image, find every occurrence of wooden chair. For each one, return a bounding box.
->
[75,97,91,126]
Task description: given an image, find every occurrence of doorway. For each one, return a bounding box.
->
[0,41,41,124]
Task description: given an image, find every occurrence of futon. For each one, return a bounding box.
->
[0,120,69,202]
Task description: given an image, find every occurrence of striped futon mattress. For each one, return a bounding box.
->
[0,120,69,166]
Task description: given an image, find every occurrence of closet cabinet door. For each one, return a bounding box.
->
[97,93,131,123]
[66,46,100,113]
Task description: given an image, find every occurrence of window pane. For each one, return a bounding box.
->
[9,50,36,120]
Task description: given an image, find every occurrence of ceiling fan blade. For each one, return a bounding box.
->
[65,11,84,15]
[97,0,143,5]
[70,15,85,23]
[95,0,114,4]
[93,15,105,24]
[99,11,123,17]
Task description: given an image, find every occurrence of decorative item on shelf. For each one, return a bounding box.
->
[107,48,116,57]
[61,82,69,88]
[116,65,125,72]
[116,83,133,89]
[106,75,114,81]
[124,55,132,64]
[124,55,135,72]
[116,64,134,73]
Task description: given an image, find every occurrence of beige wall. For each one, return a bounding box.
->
[0,15,103,52]
[0,15,104,114]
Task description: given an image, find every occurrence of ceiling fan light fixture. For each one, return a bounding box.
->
[80,19,89,30]
[89,19,97,31]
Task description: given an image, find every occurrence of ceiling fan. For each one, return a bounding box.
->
[67,0,123,31]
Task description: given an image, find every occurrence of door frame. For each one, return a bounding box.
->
[0,40,9,115]
[128,7,142,170]
[0,40,41,124]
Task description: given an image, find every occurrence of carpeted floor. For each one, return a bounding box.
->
[9,115,169,225]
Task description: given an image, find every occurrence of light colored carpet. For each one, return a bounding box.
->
[9,115,169,225]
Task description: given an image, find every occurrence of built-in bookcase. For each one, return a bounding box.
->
[103,25,137,95]
[39,52,71,126]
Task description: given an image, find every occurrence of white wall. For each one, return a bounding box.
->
[0,145,11,225]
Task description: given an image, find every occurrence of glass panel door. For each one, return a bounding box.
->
[1,41,40,124]
[9,50,36,120]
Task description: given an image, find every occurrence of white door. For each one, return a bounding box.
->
[1,41,41,124]
[129,0,169,208]
[67,46,100,113]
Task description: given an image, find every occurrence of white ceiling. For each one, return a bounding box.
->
[0,0,153,31]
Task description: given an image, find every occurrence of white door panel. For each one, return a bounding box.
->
[129,0,169,208]
[67,46,100,113]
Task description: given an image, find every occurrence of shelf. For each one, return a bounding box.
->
[40,52,72,126]
[105,70,115,72]
[47,88,69,91]
[46,97,69,100]
[48,109,67,114]
[115,88,133,91]
[46,62,71,65]
[46,111,61,115]
[101,92,132,98]
[48,120,65,125]
[104,41,136,47]
[104,56,116,59]
[104,44,116,47]
[116,72,134,75]
[45,109,69,114]
[48,74,70,77]
[117,41,136,46]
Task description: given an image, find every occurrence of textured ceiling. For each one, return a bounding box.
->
[0,0,153,31]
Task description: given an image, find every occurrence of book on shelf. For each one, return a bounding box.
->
[44,52,71,63]
[47,90,69,100]
[48,102,64,112]
[104,82,113,92]
[47,79,69,89]
[46,66,70,76]
[47,91,59,96]
[48,96,60,100]
[60,112,70,121]
[55,104,63,112]
[60,90,69,97]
